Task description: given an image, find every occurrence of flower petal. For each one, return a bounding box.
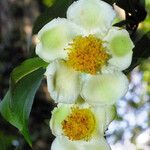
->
[51,136,111,150]
[50,104,71,136]
[80,137,111,150]
[92,106,107,135]
[67,0,116,34]
[45,60,81,103]
[51,136,77,150]
[105,105,116,129]
[81,72,129,105]
[104,27,134,70]
[36,18,83,62]
[93,105,116,134]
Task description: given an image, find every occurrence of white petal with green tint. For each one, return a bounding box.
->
[36,18,83,62]
[67,0,116,34]
[92,106,107,135]
[81,72,129,105]
[51,136,111,150]
[105,105,116,129]
[51,136,77,150]
[80,137,111,150]
[93,105,116,132]
[104,27,134,70]
[108,52,133,71]
[45,60,81,103]
[50,104,71,136]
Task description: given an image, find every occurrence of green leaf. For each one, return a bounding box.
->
[33,0,76,34]
[0,64,46,146]
[11,57,48,85]
[139,0,146,7]
[124,31,150,74]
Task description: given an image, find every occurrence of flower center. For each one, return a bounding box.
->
[66,35,109,74]
[62,107,96,141]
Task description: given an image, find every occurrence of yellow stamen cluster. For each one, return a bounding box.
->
[62,107,96,141]
[66,35,109,74]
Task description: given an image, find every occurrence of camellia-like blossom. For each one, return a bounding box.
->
[50,102,116,150]
[36,0,134,105]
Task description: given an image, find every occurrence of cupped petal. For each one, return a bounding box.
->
[36,18,84,62]
[104,27,134,70]
[51,136,111,150]
[50,104,71,136]
[67,0,116,34]
[45,60,81,103]
[81,72,129,105]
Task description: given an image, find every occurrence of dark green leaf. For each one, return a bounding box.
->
[124,31,150,74]
[33,0,76,34]
[11,57,48,85]
[139,0,146,8]
[0,68,45,146]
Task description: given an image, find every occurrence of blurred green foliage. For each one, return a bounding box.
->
[0,131,16,150]
[140,0,150,32]
[42,0,56,7]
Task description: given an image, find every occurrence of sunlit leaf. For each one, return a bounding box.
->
[11,57,48,85]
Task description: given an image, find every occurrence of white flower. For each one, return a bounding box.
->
[50,102,116,150]
[36,0,134,105]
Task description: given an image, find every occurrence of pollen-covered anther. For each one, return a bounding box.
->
[62,107,96,141]
[66,35,109,74]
